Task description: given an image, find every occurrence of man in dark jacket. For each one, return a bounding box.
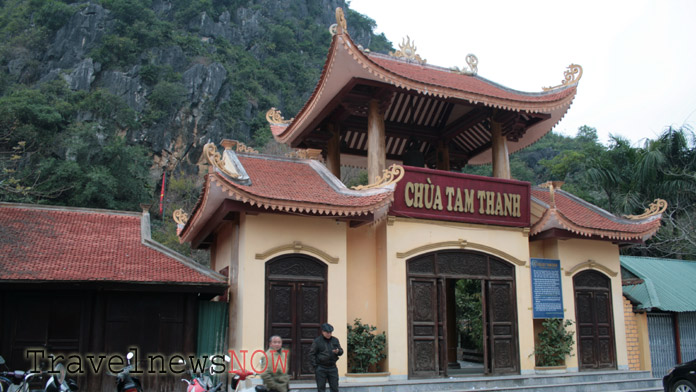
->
[309,323,343,392]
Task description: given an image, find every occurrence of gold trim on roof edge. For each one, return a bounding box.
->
[203,142,240,179]
[329,7,347,36]
[265,107,293,125]
[543,64,583,91]
[623,199,668,220]
[389,36,426,64]
[352,164,405,190]
[451,54,478,76]
[173,209,188,225]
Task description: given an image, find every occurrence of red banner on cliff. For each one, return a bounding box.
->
[390,166,530,227]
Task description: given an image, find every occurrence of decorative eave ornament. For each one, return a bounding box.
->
[285,148,323,160]
[543,64,583,91]
[390,36,426,64]
[451,54,479,76]
[352,164,405,190]
[173,208,188,236]
[624,199,668,220]
[538,180,565,208]
[329,7,348,36]
[265,107,293,125]
[203,141,252,185]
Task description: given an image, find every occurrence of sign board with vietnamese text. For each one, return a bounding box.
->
[391,166,531,227]
[530,258,564,319]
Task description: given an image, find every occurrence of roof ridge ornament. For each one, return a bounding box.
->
[173,209,189,225]
[203,142,240,178]
[624,199,668,220]
[285,148,323,160]
[389,36,427,64]
[451,54,479,76]
[351,164,405,190]
[542,64,583,91]
[265,107,293,125]
[538,181,565,208]
[329,7,348,36]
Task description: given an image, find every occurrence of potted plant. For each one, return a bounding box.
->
[345,318,389,382]
[531,318,575,373]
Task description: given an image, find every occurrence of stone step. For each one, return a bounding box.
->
[287,370,662,392]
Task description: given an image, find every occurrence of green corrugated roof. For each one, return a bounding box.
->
[621,256,696,312]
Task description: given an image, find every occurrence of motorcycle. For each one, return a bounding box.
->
[181,364,225,392]
[0,357,77,392]
[107,352,142,392]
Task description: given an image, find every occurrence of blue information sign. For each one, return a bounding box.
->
[530,258,564,319]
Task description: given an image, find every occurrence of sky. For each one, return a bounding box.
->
[347,0,696,146]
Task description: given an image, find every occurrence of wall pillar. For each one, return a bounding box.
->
[367,99,386,183]
[326,123,341,177]
[491,121,511,179]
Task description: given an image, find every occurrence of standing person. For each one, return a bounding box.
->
[309,323,343,392]
[258,335,290,392]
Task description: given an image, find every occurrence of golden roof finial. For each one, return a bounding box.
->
[265,107,293,125]
[451,54,479,76]
[543,64,583,91]
[203,142,240,178]
[173,209,189,225]
[330,7,348,36]
[539,181,565,208]
[352,164,405,190]
[390,36,426,64]
[624,199,668,220]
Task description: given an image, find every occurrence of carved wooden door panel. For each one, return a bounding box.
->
[574,270,616,370]
[408,277,441,377]
[486,281,519,373]
[266,255,327,380]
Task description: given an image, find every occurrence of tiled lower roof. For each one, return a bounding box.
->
[531,188,662,241]
[0,203,226,286]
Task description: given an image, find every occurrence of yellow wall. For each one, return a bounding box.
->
[223,213,349,375]
[384,217,532,377]
[531,238,628,371]
[213,210,630,378]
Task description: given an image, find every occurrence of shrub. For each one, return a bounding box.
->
[531,318,575,366]
[346,318,386,373]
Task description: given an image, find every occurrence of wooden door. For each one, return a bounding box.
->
[266,255,326,380]
[486,281,519,373]
[407,277,441,377]
[574,270,616,370]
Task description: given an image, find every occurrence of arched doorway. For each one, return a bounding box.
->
[407,250,519,377]
[573,270,616,370]
[265,254,327,379]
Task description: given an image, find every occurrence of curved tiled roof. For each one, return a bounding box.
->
[531,188,662,241]
[179,151,394,243]
[368,54,576,106]
[271,29,579,165]
[0,203,226,286]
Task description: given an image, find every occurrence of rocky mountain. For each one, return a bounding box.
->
[0,0,391,185]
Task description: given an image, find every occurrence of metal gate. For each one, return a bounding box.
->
[648,313,676,378]
[679,312,696,362]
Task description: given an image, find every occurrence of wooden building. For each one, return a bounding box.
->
[0,203,227,391]
[177,8,665,381]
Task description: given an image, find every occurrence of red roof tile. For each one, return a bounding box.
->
[231,155,392,208]
[0,204,226,285]
[179,153,395,243]
[369,54,576,104]
[531,188,662,241]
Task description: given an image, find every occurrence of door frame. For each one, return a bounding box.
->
[264,254,327,380]
[573,269,617,370]
[406,250,519,378]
